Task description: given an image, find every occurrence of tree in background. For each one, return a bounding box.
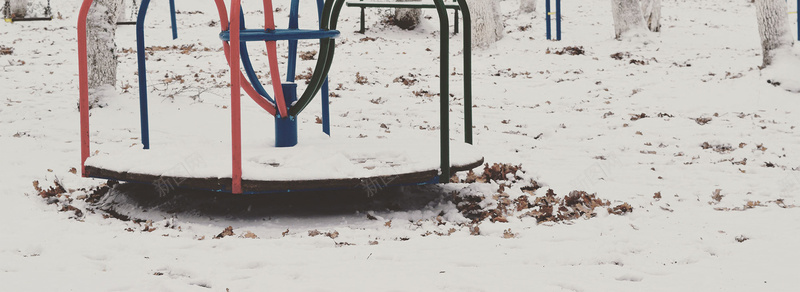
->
[640,0,661,32]
[10,0,28,17]
[611,0,647,40]
[472,0,504,47]
[754,0,794,67]
[520,0,537,13]
[87,0,124,106]
[394,0,421,30]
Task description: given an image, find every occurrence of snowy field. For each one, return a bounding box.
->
[2,0,800,290]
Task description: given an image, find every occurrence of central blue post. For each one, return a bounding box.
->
[275,83,298,147]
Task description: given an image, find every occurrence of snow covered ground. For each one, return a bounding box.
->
[1,0,799,290]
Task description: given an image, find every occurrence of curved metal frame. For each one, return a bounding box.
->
[78,0,474,193]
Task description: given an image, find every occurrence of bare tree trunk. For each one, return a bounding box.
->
[472,0,504,48]
[520,0,537,13]
[755,0,794,66]
[10,0,28,17]
[611,0,647,40]
[394,0,421,30]
[640,0,661,32]
[87,0,124,106]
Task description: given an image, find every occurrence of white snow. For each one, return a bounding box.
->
[1,0,800,291]
[85,129,482,181]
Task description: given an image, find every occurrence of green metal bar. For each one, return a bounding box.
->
[359,0,365,33]
[359,7,365,33]
[453,0,458,34]
[288,0,345,117]
[433,0,450,183]
[346,2,460,9]
[457,0,472,144]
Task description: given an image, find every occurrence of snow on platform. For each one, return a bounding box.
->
[84,134,483,193]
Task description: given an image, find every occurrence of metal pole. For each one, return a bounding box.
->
[555,0,561,40]
[359,0,365,33]
[318,0,331,135]
[457,0,471,145]
[545,0,551,40]
[433,0,450,183]
[169,0,177,39]
[287,0,300,82]
[453,0,459,34]
[78,0,94,176]
[136,0,151,150]
[230,0,243,194]
[275,83,298,147]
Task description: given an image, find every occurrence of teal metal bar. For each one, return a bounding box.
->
[219,28,340,42]
[359,0,365,33]
[347,2,459,9]
[453,0,459,34]
[288,0,345,116]
[457,0,472,144]
[433,0,450,183]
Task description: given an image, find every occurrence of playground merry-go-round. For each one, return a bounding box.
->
[77,0,483,194]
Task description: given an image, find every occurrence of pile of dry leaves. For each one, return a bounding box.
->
[454,164,633,224]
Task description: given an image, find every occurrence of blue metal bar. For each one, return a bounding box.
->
[219,29,340,41]
[275,83,298,147]
[318,0,330,135]
[136,0,151,149]
[287,0,300,82]
[797,0,799,41]
[545,0,551,40]
[555,0,561,40]
[239,8,276,104]
[169,0,177,39]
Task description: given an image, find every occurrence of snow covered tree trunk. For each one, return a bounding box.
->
[87,0,124,106]
[117,0,128,23]
[640,0,661,32]
[394,0,421,30]
[471,0,504,48]
[755,0,794,66]
[520,0,537,13]
[611,0,647,40]
[10,0,28,17]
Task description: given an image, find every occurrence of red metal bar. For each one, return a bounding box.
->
[262,0,288,117]
[230,0,243,194]
[213,0,278,116]
[78,0,94,177]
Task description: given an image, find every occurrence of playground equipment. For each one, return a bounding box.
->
[116,0,139,25]
[3,0,52,22]
[117,0,178,40]
[346,0,461,34]
[77,0,481,194]
[545,0,561,40]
